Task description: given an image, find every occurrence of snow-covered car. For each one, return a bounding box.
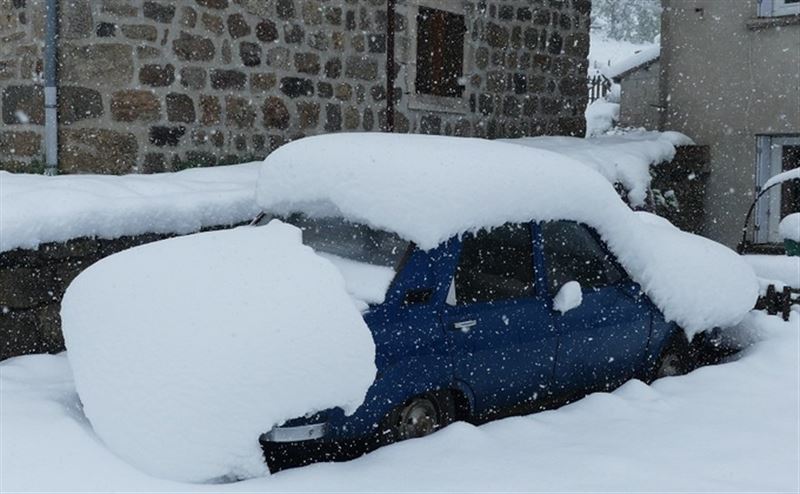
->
[253,134,758,470]
[60,133,758,481]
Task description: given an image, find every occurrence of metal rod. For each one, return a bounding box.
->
[44,0,59,175]
[385,0,396,133]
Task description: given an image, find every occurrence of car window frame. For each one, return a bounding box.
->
[450,222,537,306]
[539,220,630,295]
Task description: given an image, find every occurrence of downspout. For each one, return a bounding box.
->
[43,0,59,175]
[385,0,395,132]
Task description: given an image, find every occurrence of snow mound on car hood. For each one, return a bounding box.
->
[256,133,758,335]
[60,220,376,483]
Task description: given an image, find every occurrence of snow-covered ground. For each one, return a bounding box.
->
[2,256,798,492]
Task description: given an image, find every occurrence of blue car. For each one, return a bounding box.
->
[258,212,691,470]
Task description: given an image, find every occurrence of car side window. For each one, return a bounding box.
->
[454,223,534,304]
[541,221,624,294]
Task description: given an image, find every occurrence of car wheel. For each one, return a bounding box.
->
[384,392,455,444]
[653,332,691,380]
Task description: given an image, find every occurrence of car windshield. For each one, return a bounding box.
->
[279,213,410,269]
[257,212,411,308]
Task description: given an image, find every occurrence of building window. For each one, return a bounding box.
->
[758,0,800,17]
[415,6,465,98]
[755,135,800,243]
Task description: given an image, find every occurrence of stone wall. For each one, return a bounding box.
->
[0,0,590,173]
[0,224,245,361]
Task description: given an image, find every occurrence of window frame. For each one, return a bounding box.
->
[451,223,536,306]
[406,0,470,114]
[754,135,800,243]
[758,0,800,17]
[540,221,628,296]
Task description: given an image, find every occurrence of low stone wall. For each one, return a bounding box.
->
[0,226,240,361]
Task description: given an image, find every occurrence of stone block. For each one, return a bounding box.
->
[296,101,320,129]
[96,22,117,37]
[196,0,229,8]
[334,82,352,101]
[143,2,176,23]
[227,13,251,38]
[1,85,43,124]
[62,0,93,39]
[344,56,377,80]
[202,13,224,35]
[60,128,138,173]
[181,6,197,28]
[200,95,222,125]
[173,32,215,61]
[277,0,295,19]
[324,103,341,131]
[166,93,196,123]
[565,32,589,58]
[262,96,290,129]
[280,77,314,98]
[343,106,359,130]
[59,86,103,124]
[240,42,262,67]
[102,0,139,17]
[486,22,508,48]
[324,57,342,78]
[251,73,276,91]
[121,24,158,42]
[210,69,246,90]
[149,126,186,147]
[256,19,278,42]
[111,90,161,122]
[61,44,134,87]
[0,131,40,157]
[225,96,256,128]
[294,52,320,74]
[139,63,175,87]
[284,23,305,43]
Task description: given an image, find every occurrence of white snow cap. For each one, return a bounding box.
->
[605,45,660,80]
[764,168,800,190]
[61,220,376,483]
[0,164,261,253]
[779,213,800,242]
[257,133,758,335]
[505,131,694,206]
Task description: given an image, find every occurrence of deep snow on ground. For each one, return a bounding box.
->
[59,220,376,483]
[2,305,797,492]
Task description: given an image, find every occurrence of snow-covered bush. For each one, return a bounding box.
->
[61,220,376,483]
[779,213,800,243]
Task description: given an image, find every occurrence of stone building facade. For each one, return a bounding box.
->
[1,0,591,173]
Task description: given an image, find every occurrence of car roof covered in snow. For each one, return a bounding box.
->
[257,133,758,335]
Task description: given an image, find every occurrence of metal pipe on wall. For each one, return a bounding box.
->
[43,0,59,175]
[385,0,395,133]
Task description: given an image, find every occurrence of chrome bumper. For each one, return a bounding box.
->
[262,422,329,443]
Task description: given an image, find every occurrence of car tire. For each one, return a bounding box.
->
[382,391,455,444]
[652,331,692,380]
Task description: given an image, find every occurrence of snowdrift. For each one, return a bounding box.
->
[257,133,758,335]
[0,163,260,253]
[60,220,376,483]
[505,131,693,206]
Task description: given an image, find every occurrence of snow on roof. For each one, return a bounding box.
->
[505,130,694,206]
[257,133,757,335]
[764,168,800,190]
[0,164,261,253]
[604,45,660,80]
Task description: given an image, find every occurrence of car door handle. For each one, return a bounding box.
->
[453,320,477,331]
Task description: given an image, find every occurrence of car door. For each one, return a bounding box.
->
[443,223,557,419]
[540,221,653,396]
